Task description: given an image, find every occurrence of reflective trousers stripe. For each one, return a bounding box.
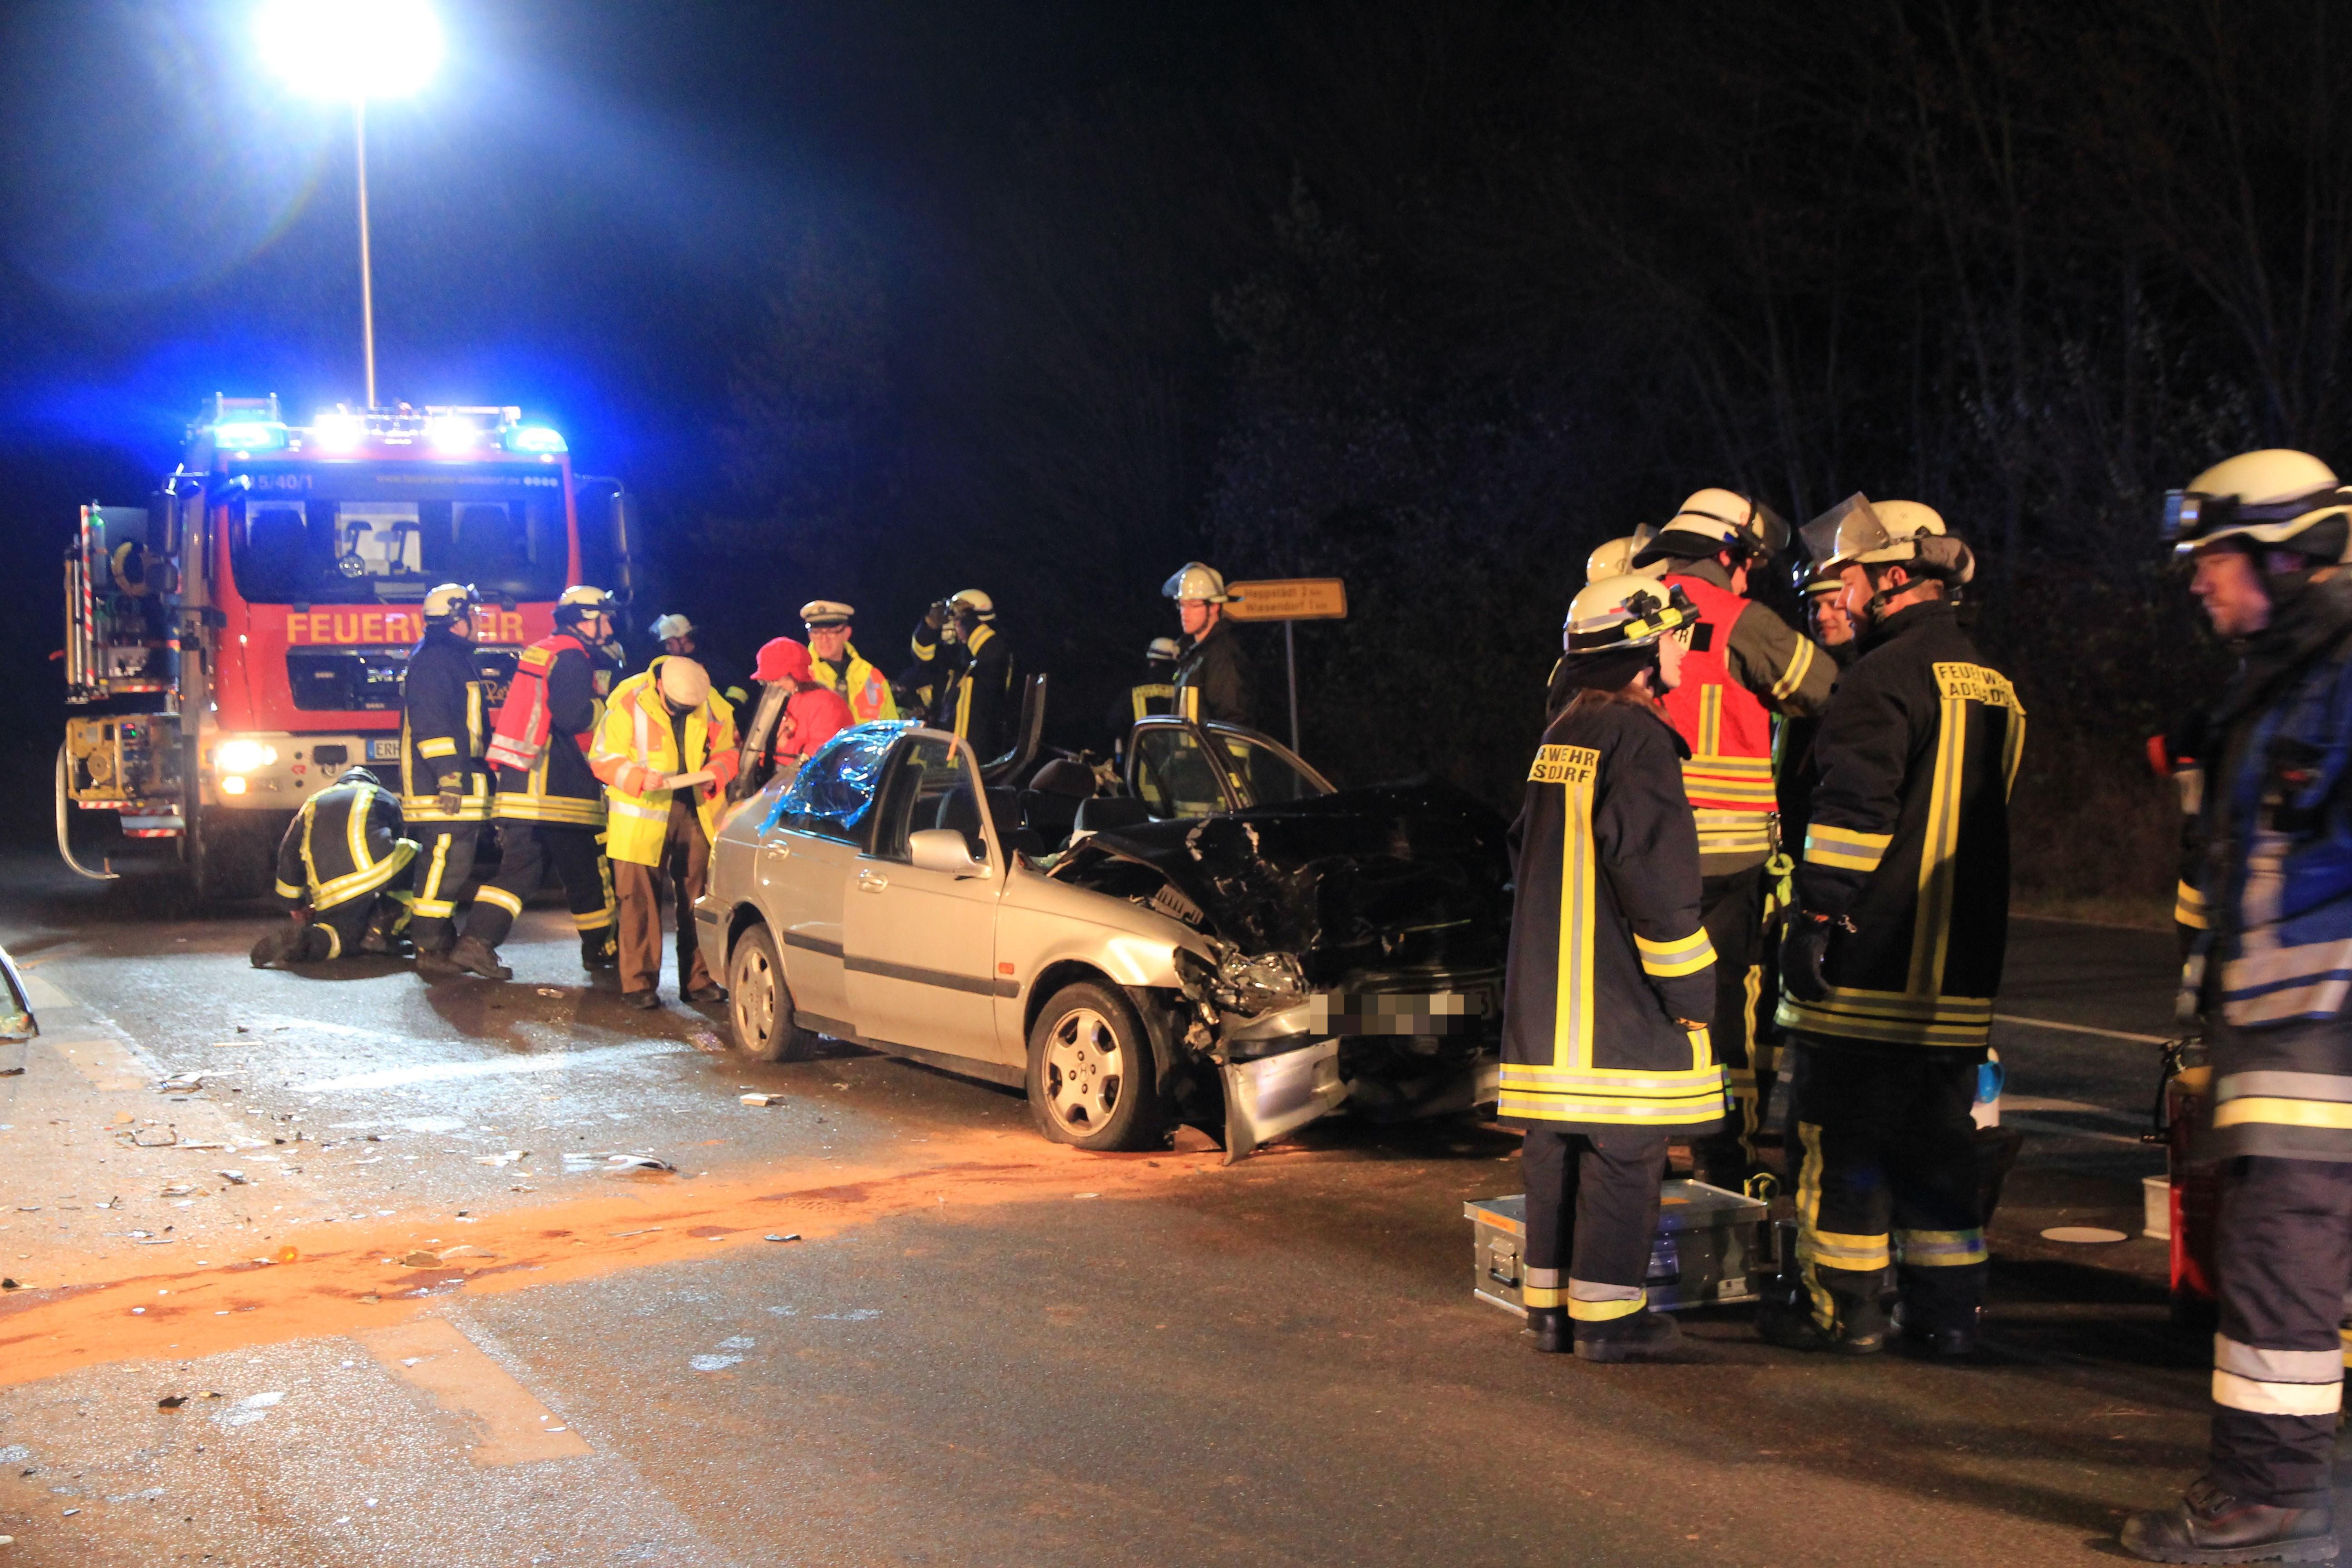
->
[2215,1369,2344,1416]
[1567,1281,1646,1322]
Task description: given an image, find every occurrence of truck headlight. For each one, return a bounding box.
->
[213,739,278,774]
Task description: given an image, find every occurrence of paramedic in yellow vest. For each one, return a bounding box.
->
[1630,490,1837,1189]
[588,656,740,1010]
[800,600,899,722]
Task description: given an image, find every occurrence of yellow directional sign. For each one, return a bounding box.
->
[1224,578,1348,622]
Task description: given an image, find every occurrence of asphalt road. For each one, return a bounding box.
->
[0,857,2246,1567]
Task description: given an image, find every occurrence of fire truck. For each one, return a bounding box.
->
[59,395,637,898]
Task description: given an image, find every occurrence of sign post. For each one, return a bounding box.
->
[1222,578,1348,753]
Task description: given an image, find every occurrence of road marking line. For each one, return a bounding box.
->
[354,1316,591,1466]
[2000,1095,2142,1126]
[294,1040,686,1093]
[1994,1013,2170,1046]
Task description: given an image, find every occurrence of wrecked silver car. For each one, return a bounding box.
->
[697,715,1508,1157]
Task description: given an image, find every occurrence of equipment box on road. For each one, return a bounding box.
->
[1464,1181,1770,1316]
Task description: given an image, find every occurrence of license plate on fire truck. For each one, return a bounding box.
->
[368,739,401,761]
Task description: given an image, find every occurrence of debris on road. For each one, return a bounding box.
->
[0,1066,22,1077]
[157,1395,186,1410]
[689,1354,741,1371]
[601,1154,674,1173]
[610,1226,664,1239]
[739,1093,781,1107]
[0,1279,17,1291]
[216,1392,284,1428]
[472,1150,529,1168]
[157,1075,202,1094]
[689,1030,727,1055]
[764,1234,800,1243]
[400,1250,441,1267]
[114,1125,179,1148]
[537,987,562,998]
[216,1170,247,1185]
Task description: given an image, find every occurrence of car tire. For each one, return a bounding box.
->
[728,922,818,1063]
[1026,980,1165,1152]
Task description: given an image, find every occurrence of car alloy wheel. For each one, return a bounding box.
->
[733,943,776,1047]
[727,922,817,1063]
[1042,1006,1124,1137]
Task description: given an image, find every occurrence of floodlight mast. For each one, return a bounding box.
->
[257,0,445,410]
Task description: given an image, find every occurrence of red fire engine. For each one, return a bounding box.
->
[59,394,636,897]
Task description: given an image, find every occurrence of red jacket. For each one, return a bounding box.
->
[777,686,853,763]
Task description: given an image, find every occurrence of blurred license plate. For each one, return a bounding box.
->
[368,739,401,760]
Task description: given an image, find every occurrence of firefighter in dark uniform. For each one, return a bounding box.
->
[1106,636,1180,753]
[460,585,624,979]
[1544,531,1666,719]
[1631,492,1837,1190]
[399,583,494,965]
[910,588,1015,756]
[1767,496,2019,1359]
[1163,562,1255,729]
[1503,572,1723,1363]
[250,767,417,967]
[2122,451,2352,1565]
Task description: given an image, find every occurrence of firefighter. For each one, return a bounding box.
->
[1630,490,1837,1189]
[399,583,495,969]
[463,586,625,978]
[1164,562,1255,729]
[2120,451,2352,1565]
[1504,573,1722,1362]
[1546,532,1671,718]
[910,589,1014,755]
[589,655,740,1009]
[1106,636,1181,751]
[648,613,749,711]
[754,637,853,772]
[250,766,417,967]
[1766,495,2019,1359]
[800,600,899,722]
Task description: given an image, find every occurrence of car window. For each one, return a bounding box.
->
[764,726,895,844]
[1129,726,1234,820]
[1215,731,1325,806]
[867,735,985,862]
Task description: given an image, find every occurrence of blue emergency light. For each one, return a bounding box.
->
[502,423,568,455]
[211,419,289,453]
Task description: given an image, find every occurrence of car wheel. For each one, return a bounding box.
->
[728,923,818,1063]
[1026,980,1164,1151]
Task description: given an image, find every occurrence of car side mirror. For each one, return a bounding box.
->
[909,827,988,878]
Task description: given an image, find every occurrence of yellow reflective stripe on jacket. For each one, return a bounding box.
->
[417,737,457,759]
[1635,927,1716,978]
[1777,984,1994,1049]
[1541,744,1600,1069]
[591,662,737,865]
[273,878,303,902]
[1769,636,1817,704]
[2176,879,2210,931]
[1803,824,1892,872]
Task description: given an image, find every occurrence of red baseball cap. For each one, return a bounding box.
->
[754,636,813,684]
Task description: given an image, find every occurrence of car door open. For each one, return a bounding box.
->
[843,733,1011,1066]
[755,727,899,1032]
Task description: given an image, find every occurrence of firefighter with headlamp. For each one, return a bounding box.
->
[1765,495,2021,1360]
[1544,530,1671,719]
[1631,490,1838,1189]
[911,588,1015,755]
[1501,573,1722,1363]
[462,585,625,980]
[2120,451,2352,1566]
[400,582,496,972]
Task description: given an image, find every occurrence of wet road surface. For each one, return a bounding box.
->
[0,861,2250,1566]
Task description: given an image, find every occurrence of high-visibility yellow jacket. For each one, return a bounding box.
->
[587,657,740,866]
[810,645,899,723]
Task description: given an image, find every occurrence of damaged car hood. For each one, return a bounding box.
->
[1050,781,1511,983]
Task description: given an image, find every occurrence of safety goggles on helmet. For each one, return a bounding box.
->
[422,582,480,621]
[1563,577,1700,654]
[2161,484,2352,554]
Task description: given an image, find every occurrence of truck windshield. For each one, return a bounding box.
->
[224,470,570,605]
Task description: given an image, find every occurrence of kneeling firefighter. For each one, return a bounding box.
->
[252,767,417,967]
[457,586,627,980]
[1502,573,1723,1363]
[2120,451,2352,1566]
[1769,496,2019,1359]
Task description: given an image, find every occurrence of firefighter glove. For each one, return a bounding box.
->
[435,785,464,817]
[1782,912,1835,1003]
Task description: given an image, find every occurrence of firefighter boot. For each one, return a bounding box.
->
[580,928,618,971]
[1893,1301,1981,1361]
[250,924,306,969]
[1756,1294,1886,1356]
[1526,1308,1571,1354]
[1574,1308,1683,1363]
[2121,1477,2337,1564]
[447,936,513,982]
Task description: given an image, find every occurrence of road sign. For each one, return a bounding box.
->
[1223,578,1348,623]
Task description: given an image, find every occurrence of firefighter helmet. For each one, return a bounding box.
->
[554,585,614,627]
[1804,493,1974,585]
[1563,574,1700,654]
[649,613,694,642]
[947,588,997,622]
[2164,450,2352,561]
[1634,488,1791,567]
[1585,526,1668,583]
[1161,562,1231,603]
[1146,636,1181,662]
[656,657,711,711]
[422,583,478,623]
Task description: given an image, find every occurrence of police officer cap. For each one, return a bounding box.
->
[801,600,854,627]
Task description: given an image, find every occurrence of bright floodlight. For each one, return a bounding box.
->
[258,0,444,100]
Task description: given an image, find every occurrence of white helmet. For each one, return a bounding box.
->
[1803,493,1974,585]
[649,613,694,642]
[2165,450,2352,561]
[1146,636,1181,662]
[1161,562,1231,603]
[1634,488,1791,568]
[422,582,478,622]
[1585,527,1668,584]
[947,588,997,621]
[555,585,614,627]
[1563,574,1700,655]
[657,657,711,710]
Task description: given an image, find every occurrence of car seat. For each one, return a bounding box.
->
[1073,796,1150,835]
